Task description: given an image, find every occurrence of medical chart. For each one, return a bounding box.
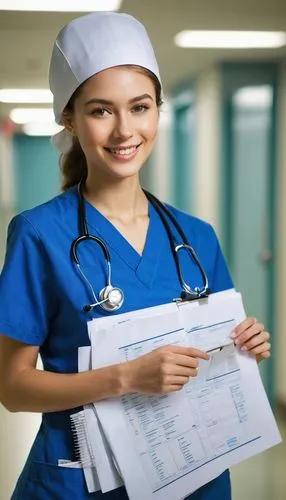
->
[90,292,282,500]
[78,301,181,492]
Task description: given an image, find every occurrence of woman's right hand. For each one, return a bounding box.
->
[122,345,209,395]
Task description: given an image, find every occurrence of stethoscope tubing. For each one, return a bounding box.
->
[143,190,209,298]
[71,181,210,312]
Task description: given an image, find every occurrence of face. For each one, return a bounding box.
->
[66,67,159,182]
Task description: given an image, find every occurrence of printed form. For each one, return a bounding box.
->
[78,301,180,493]
[89,292,282,499]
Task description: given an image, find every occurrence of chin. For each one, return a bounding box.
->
[108,166,142,180]
[106,158,145,178]
[87,150,148,180]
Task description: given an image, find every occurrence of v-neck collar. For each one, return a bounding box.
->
[82,197,164,288]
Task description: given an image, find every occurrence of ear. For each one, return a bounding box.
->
[61,110,75,136]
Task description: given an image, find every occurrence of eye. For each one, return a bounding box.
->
[90,108,111,117]
[132,104,150,113]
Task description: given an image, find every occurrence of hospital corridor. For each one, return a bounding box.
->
[0,1,286,499]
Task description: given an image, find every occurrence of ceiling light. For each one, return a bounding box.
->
[233,86,273,108]
[174,31,286,49]
[10,108,54,124]
[0,89,53,104]
[0,0,121,11]
[23,122,63,136]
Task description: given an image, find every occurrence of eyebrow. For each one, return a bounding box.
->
[84,93,154,106]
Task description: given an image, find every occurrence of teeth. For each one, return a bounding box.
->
[109,146,137,155]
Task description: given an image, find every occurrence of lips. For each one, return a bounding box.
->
[105,143,141,155]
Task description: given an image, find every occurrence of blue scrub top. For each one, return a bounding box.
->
[0,186,233,499]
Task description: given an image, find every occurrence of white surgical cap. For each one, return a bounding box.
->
[49,12,161,153]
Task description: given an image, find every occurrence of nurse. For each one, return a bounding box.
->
[0,11,271,500]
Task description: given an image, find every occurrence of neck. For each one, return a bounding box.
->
[83,173,147,218]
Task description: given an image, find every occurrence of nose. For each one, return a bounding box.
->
[112,112,133,140]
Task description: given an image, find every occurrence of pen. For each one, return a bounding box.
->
[206,341,234,354]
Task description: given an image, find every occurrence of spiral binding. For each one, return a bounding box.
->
[70,410,95,468]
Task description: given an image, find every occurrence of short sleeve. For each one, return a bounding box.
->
[209,227,234,293]
[0,214,57,345]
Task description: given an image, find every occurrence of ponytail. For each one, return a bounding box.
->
[60,138,87,191]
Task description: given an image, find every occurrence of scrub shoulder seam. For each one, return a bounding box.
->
[19,214,49,255]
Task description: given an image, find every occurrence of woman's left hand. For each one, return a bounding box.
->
[231,317,271,363]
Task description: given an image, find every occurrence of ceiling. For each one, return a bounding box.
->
[0,0,286,120]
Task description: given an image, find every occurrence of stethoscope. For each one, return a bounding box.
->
[71,181,210,312]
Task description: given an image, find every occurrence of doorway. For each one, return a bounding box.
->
[221,63,278,401]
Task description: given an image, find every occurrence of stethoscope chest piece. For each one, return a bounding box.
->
[99,286,124,311]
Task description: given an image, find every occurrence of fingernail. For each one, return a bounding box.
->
[241,346,248,351]
[230,332,236,339]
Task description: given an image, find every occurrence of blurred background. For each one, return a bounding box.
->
[0,0,285,499]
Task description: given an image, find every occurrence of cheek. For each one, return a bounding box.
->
[140,114,159,141]
[77,120,108,148]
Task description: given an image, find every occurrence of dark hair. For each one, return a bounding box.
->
[60,65,163,191]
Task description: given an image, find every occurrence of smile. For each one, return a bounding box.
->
[105,143,142,159]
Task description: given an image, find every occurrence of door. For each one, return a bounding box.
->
[221,64,278,402]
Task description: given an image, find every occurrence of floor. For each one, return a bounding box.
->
[231,413,286,500]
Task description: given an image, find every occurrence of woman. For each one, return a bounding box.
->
[0,11,271,500]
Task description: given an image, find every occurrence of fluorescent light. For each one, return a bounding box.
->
[23,122,63,136]
[174,31,286,49]
[0,89,53,104]
[10,108,54,124]
[233,86,273,108]
[0,0,121,11]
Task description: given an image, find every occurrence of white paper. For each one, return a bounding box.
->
[78,347,123,493]
[83,404,123,492]
[91,292,282,500]
[84,301,181,492]
[77,347,101,493]
[87,301,179,342]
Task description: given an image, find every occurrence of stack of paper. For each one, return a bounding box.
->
[75,290,281,499]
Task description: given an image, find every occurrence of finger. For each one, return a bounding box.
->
[168,346,209,360]
[165,371,198,388]
[167,373,197,385]
[165,384,186,393]
[234,321,264,343]
[243,342,271,356]
[170,354,200,369]
[165,362,199,376]
[238,331,270,350]
[160,379,190,394]
[234,323,266,345]
[233,317,257,336]
[257,351,271,361]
